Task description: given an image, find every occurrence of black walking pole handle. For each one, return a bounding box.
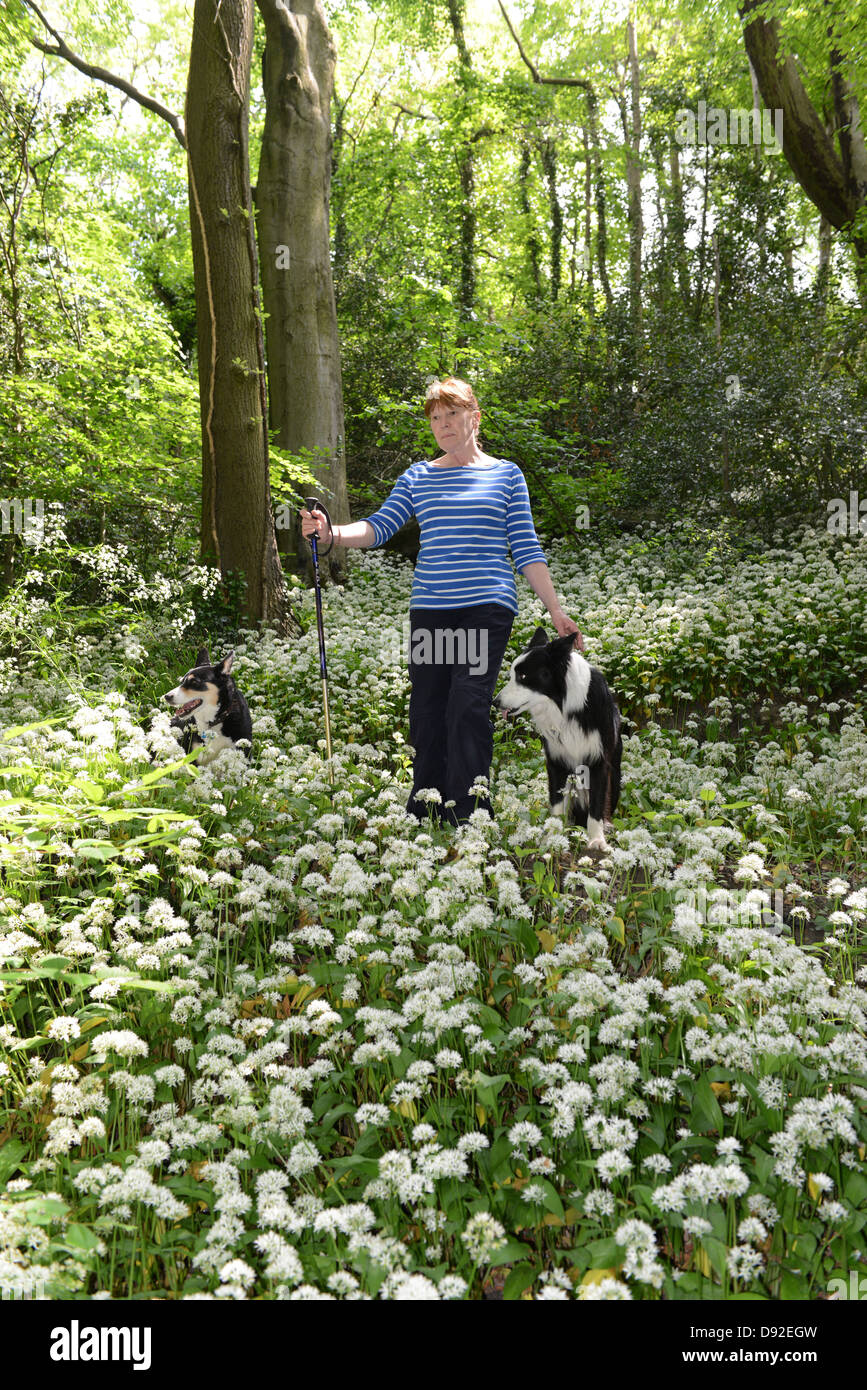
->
[304,497,329,684]
[303,497,334,557]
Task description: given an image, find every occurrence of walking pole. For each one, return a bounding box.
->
[304,497,335,786]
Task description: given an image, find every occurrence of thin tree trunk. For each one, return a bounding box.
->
[651,136,668,305]
[587,88,613,316]
[447,0,476,353]
[625,11,643,366]
[0,81,36,593]
[747,55,768,275]
[713,229,730,510]
[518,142,541,302]
[332,93,348,297]
[581,124,594,305]
[667,140,690,308]
[816,211,833,319]
[537,136,562,301]
[693,142,711,323]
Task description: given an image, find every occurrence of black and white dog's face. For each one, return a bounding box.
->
[494,627,587,722]
[164,647,233,729]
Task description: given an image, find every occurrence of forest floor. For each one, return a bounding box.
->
[1,522,865,1300]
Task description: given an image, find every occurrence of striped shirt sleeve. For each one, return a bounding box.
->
[506,465,547,570]
[361,470,415,546]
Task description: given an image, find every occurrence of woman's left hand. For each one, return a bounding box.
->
[551,610,584,650]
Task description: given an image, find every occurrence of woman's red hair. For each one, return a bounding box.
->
[423,377,480,418]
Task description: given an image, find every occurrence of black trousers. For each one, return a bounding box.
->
[405,602,515,825]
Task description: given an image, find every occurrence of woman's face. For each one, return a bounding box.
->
[428,401,480,453]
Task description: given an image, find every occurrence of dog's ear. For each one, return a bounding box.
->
[528,627,549,649]
[552,631,579,654]
[195,646,210,669]
[216,651,234,675]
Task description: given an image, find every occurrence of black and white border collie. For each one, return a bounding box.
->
[494,627,622,850]
[164,648,253,765]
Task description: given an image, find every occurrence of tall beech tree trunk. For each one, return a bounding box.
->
[256,0,348,584]
[186,0,291,631]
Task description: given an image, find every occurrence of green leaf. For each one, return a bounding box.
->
[583,1237,622,1265]
[135,753,201,786]
[503,1263,536,1299]
[535,1179,565,1220]
[2,715,68,741]
[488,1239,534,1267]
[844,1171,867,1207]
[474,1072,509,1108]
[64,1222,102,1252]
[71,840,120,862]
[0,1139,27,1182]
[22,1196,68,1226]
[71,779,105,802]
[780,1269,809,1298]
[34,955,73,973]
[702,1235,728,1279]
[689,1075,725,1135]
[605,915,625,945]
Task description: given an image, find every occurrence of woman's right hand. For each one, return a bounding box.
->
[299,507,330,541]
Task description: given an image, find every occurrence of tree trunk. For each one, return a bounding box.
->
[693,144,712,324]
[587,88,613,316]
[747,55,768,273]
[185,0,292,632]
[650,136,669,305]
[713,230,730,509]
[518,142,542,302]
[816,211,833,318]
[581,123,594,305]
[0,83,31,593]
[625,11,643,366]
[667,140,691,308]
[537,136,562,302]
[332,91,348,297]
[255,0,348,585]
[447,0,476,354]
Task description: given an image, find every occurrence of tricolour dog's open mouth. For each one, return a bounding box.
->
[174,698,202,717]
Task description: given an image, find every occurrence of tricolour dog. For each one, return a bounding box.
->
[164,648,252,765]
[493,627,622,849]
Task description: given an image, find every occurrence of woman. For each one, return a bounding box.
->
[300,377,582,825]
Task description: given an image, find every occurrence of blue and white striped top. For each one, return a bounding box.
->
[361,458,547,615]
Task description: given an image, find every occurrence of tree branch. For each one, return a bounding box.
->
[336,17,379,125]
[391,100,434,121]
[497,0,591,91]
[22,0,186,150]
